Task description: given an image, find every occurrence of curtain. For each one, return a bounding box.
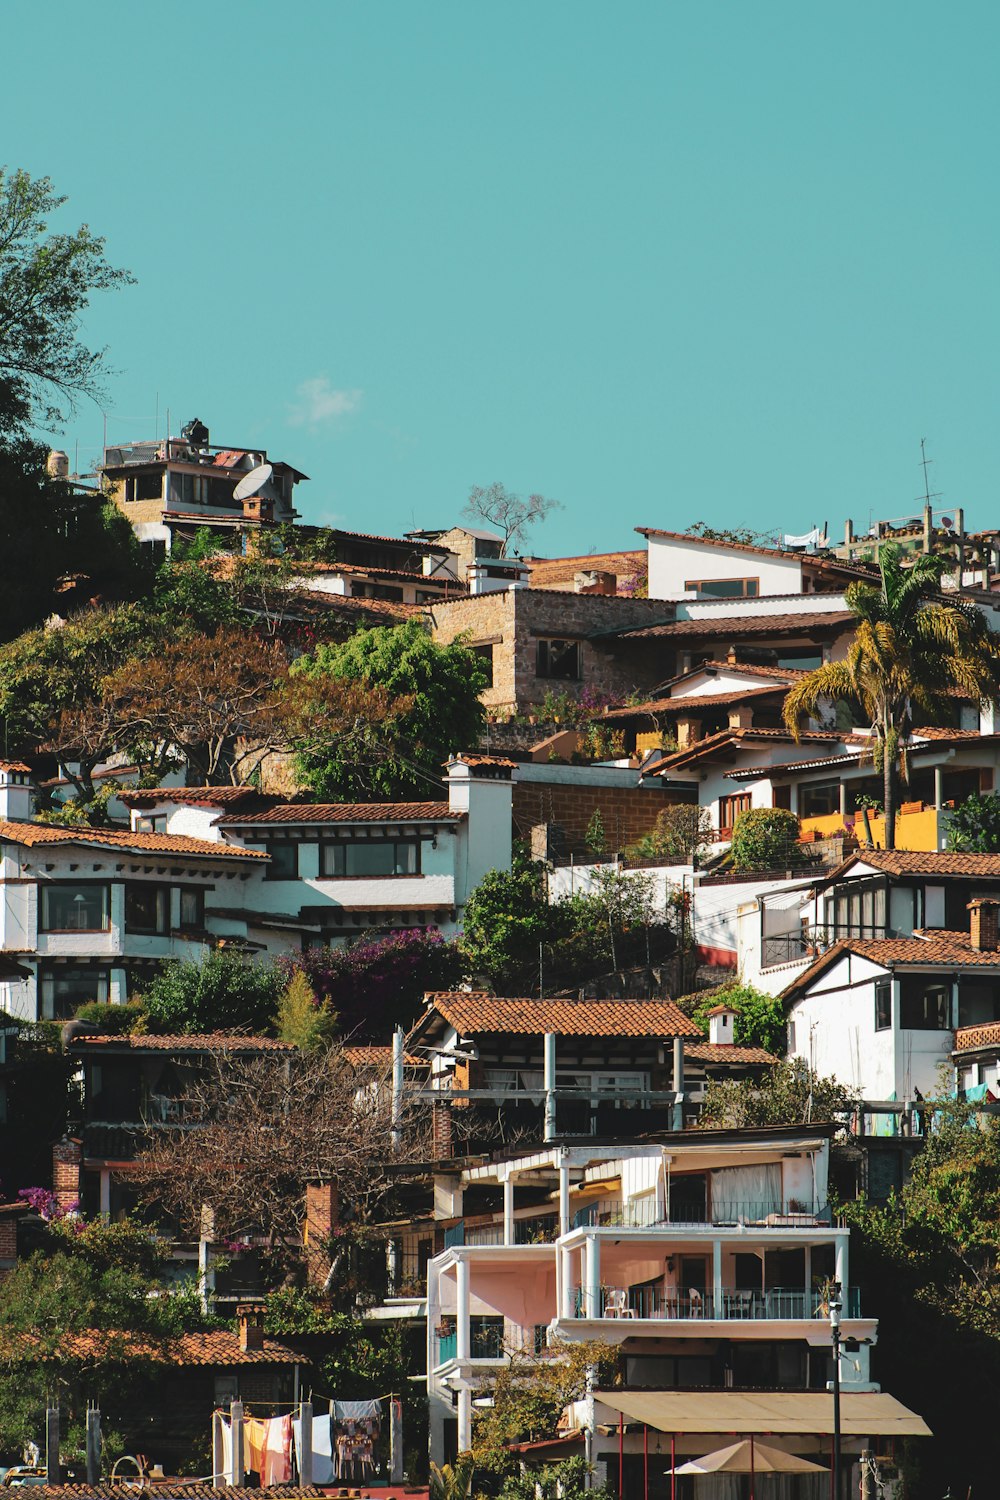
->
[710,1163,782,1222]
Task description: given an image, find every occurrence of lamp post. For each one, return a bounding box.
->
[829,1280,843,1500]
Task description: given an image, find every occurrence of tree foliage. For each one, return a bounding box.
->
[140,950,283,1036]
[681,980,786,1054]
[626,804,713,863]
[698,1058,858,1129]
[729,807,805,871]
[471,1339,616,1474]
[784,543,1000,849]
[946,790,1000,853]
[462,482,561,557]
[275,970,337,1052]
[289,930,464,1042]
[0,167,134,434]
[291,619,487,799]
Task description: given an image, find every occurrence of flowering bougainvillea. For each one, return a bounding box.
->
[283,928,464,1041]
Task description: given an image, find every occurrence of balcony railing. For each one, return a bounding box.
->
[572,1199,824,1230]
[445,1213,560,1249]
[574,1285,860,1320]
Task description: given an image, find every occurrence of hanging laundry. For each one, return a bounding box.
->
[263,1414,294,1486]
[333,1399,383,1423]
[332,1399,382,1482]
[245,1416,268,1479]
[293,1411,335,1485]
[218,1416,232,1482]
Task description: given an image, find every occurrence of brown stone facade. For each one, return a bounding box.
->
[52,1137,82,1211]
[512,778,676,853]
[429,591,675,714]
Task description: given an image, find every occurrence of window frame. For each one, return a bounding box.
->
[683,576,760,598]
[535,637,582,682]
[125,883,171,936]
[264,842,299,881]
[874,979,892,1032]
[38,965,110,1021]
[320,839,422,879]
[39,883,111,934]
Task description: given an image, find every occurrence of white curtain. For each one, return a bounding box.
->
[710,1163,782,1222]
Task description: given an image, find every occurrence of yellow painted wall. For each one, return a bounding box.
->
[800,807,942,851]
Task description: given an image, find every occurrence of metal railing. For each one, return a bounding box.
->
[572,1198,824,1230]
[445,1214,561,1249]
[574,1285,860,1320]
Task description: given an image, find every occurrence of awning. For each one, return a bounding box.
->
[594,1391,931,1438]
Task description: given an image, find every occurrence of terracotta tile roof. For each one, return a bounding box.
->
[217,802,461,825]
[835,849,1000,879]
[726,735,997,780]
[604,686,787,720]
[420,992,701,1038]
[119,787,263,808]
[636,526,808,561]
[343,1044,426,1068]
[684,661,810,682]
[294,589,422,621]
[0,821,268,860]
[954,1022,1000,1054]
[782,931,1000,1001]
[685,1042,778,1064]
[3,1327,302,1367]
[619,611,855,641]
[0,760,31,773]
[524,550,647,591]
[447,752,518,768]
[67,1033,295,1053]
[652,727,845,772]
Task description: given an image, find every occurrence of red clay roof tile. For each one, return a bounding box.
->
[420,992,701,1038]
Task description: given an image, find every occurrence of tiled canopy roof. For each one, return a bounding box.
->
[686,1042,778,1064]
[217,802,461,825]
[618,612,855,641]
[2,1327,301,1367]
[652,727,845,772]
[834,849,1000,879]
[604,686,786,720]
[0,821,267,860]
[119,787,262,808]
[783,931,1000,1001]
[421,992,701,1038]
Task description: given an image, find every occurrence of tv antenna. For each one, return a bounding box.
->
[916,438,942,509]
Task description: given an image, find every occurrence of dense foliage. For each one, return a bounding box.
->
[291,619,487,799]
[627,804,713,863]
[139,951,284,1035]
[946,790,1000,852]
[291,930,464,1041]
[729,807,805,871]
[682,979,786,1055]
[698,1059,858,1128]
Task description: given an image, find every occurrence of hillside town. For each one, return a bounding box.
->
[2,17,1000,1496]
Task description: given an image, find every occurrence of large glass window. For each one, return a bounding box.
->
[683,577,760,598]
[125,884,170,935]
[39,966,109,1020]
[958,979,1000,1027]
[179,888,205,930]
[321,841,420,877]
[40,884,110,933]
[899,977,952,1030]
[800,781,840,818]
[265,842,299,880]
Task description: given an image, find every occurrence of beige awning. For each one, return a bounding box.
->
[595,1391,931,1438]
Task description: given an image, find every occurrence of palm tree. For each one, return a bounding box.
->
[429,1454,475,1500]
[783,543,1000,849]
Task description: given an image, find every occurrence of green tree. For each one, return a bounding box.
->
[784,543,1000,849]
[682,980,786,1054]
[946,790,1000,853]
[275,970,337,1051]
[499,1457,611,1500]
[698,1058,858,1129]
[0,167,134,435]
[627,804,712,863]
[291,618,487,799]
[729,807,805,871]
[472,1339,616,1474]
[140,950,283,1035]
[0,1216,201,1459]
[461,849,557,990]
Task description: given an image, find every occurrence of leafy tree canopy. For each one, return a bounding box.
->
[290,929,464,1042]
[946,790,1000,853]
[698,1058,858,1129]
[729,807,806,871]
[139,950,283,1035]
[291,618,487,799]
[0,167,134,435]
[680,979,786,1055]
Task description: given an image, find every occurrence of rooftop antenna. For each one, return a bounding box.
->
[916,437,942,510]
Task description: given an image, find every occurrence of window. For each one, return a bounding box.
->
[266,843,298,880]
[125,884,170,935]
[801,781,840,818]
[321,841,420,877]
[39,966,109,1020]
[124,472,162,504]
[958,979,1000,1027]
[536,637,581,681]
[135,815,167,834]
[875,980,892,1031]
[899,977,951,1030]
[179,888,205,931]
[471,644,494,688]
[40,884,110,933]
[719,793,752,832]
[683,577,760,598]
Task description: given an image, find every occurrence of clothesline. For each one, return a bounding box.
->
[216,1391,400,1412]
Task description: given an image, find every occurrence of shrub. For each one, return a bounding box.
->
[141,951,283,1035]
[946,792,1000,853]
[275,970,336,1051]
[73,1000,148,1036]
[680,980,786,1055]
[291,929,464,1041]
[627,804,712,863]
[729,807,805,871]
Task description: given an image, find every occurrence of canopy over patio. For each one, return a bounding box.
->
[595,1390,931,1438]
[669,1439,828,1475]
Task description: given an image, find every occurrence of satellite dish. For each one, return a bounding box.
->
[233,462,273,501]
[942,516,954,530]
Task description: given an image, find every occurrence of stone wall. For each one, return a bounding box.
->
[430,590,675,713]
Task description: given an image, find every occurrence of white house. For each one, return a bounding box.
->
[782,898,1000,1101]
[424,1126,928,1478]
[636,528,854,603]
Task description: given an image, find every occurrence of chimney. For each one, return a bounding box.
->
[708,1003,739,1045]
[0,764,35,823]
[675,716,702,750]
[236,1302,266,1352]
[305,1182,339,1289]
[51,1137,82,1213]
[968,898,1000,953]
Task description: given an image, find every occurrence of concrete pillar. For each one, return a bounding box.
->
[86,1406,100,1486]
[455,1258,470,1360]
[298,1401,313,1485]
[934,764,945,811]
[99,1169,111,1217]
[389,1397,404,1485]
[457,1388,472,1454]
[230,1401,245,1486]
[559,1155,571,1234]
[544,1032,557,1141]
[503,1175,515,1246]
[585,1234,601,1318]
[212,1410,226,1485]
[712,1239,723,1316]
[835,1234,848,1295]
[839,782,848,818]
[804,1245,812,1302]
[560,1245,575,1320]
[46,1405,60,1487]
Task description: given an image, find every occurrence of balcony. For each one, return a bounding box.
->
[572,1199,826,1230]
[435,1317,540,1366]
[573,1285,860,1321]
[444,1213,560,1249]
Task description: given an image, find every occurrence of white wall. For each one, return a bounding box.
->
[673,591,847,621]
[646,535,805,600]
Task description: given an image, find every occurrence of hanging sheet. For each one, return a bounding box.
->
[293,1411,335,1485]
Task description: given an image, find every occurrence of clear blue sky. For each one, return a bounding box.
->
[5,1,1000,553]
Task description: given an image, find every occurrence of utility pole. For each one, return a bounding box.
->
[829,1282,843,1500]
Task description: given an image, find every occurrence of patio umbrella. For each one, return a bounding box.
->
[668,1438,828,1474]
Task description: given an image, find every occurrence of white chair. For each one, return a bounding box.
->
[687,1287,704,1317]
[606,1287,635,1319]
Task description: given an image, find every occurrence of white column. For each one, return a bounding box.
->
[560,1245,575,1320]
[934,764,945,810]
[99,1169,111,1217]
[544,1031,557,1141]
[804,1245,812,1301]
[503,1174,515,1246]
[559,1155,571,1234]
[585,1233,601,1319]
[712,1239,723,1316]
[457,1388,472,1454]
[455,1258,470,1360]
[835,1233,849,1296]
